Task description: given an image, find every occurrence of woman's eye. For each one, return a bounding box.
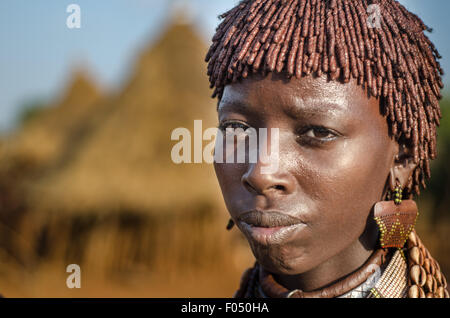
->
[219,121,250,132]
[297,126,339,145]
[304,127,335,139]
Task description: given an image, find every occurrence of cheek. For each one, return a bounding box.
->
[213,162,233,199]
[291,137,393,242]
[326,140,391,202]
[301,136,390,196]
[213,162,247,213]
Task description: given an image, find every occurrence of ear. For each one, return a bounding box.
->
[388,143,417,191]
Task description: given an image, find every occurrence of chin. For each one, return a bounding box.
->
[252,245,312,276]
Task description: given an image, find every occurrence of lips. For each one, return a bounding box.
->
[237,210,305,245]
[238,210,302,228]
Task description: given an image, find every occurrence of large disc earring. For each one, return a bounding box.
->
[373,181,418,249]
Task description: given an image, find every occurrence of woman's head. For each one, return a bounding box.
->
[215,73,404,275]
[206,0,443,277]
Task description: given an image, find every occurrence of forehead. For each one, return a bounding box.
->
[218,73,380,121]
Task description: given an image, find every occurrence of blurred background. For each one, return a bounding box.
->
[0,0,449,297]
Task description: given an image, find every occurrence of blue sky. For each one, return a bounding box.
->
[0,0,449,131]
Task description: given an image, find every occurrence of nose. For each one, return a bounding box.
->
[241,162,295,196]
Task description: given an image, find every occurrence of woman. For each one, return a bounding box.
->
[206,0,448,298]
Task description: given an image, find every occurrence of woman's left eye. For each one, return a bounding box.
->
[304,127,336,140]
[297,126,339,145]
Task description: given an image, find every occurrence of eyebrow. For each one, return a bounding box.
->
[218,96,348,121]
[282,98,348,120]
[217,99,256,117]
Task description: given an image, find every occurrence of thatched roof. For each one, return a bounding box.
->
[1,70,104,169]
[24,22,222,215]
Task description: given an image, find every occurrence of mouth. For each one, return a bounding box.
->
[237,210,305,245]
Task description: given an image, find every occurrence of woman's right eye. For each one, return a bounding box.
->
[218,121,251,132]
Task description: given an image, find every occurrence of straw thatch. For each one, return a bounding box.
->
[0,19,253,291]
[1,70,104,171]
[18,22,221,215]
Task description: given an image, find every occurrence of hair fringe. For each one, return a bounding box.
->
[206,0,444,197]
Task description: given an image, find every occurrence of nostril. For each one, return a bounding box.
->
[272,185,286,191]
[243,179,257,194]
[241,169,293,195]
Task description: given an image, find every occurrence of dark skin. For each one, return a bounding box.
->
[214,72,416,292]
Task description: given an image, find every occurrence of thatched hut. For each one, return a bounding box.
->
[0,19,252,289]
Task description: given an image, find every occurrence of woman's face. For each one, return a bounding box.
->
[214,73,398,276]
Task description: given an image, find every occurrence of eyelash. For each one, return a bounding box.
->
[218,120,250,132]
[296,126,339,145]
[218,121,339,146]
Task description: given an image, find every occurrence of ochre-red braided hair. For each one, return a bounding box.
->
[206,0,444,197]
